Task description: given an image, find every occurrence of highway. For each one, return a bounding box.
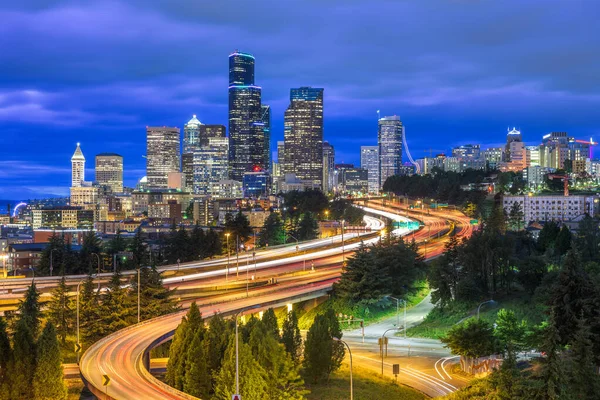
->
[76,204,470,399]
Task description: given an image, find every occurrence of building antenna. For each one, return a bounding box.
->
[377,110,381,120]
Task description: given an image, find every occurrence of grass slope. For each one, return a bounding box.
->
[306,364,426,400]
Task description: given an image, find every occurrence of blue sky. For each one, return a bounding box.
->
[1,0,599,199]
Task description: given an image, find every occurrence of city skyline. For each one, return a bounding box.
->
[1,1,599,199]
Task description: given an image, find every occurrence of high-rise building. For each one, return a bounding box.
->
[360,146,379,193]
[483,147,504,170]
[322,141,335,193]
[283,87,324,189]
[228,51,265,181]
[183,115,203,153]
[261,105,271,172]
[505,128,523,162]
[378,116,403,188]
[95,153,123,193]
[452,144,481,159]
[193,137,229,196]
[146,127,181,189]
[182,115,226,191]
[71,143,85,187]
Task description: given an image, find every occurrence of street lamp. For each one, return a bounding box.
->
[381,328,399,375]
[235,305,261,397]
[76,278,85,364]
[477,300,496,319]
[225,233,231,281]
[50,248,56,277]
[333,337,353,400]
[387,296,407,339]
[341,219,345,265]
[288,234,305,271]
[0,255,8,278]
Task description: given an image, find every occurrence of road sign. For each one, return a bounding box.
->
[102,374,110,386]
[232,395,241,400]
[393,364,400,375]
[470,219,479,225]
[74,342,81,353]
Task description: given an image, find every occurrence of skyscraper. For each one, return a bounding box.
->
[228,51,265,181]
[146,127,180,189]
[261,105,271,172]
[71,143,85,187]
[182,115,226,190]
[361,146,379,193]
[193,137,229,196]
[95,153,123,193]
[323,141,335,193]
[284,87,324,189]
[378,116,403,189]
[505,128,523,162]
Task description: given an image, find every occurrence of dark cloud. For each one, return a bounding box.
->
[1,0,599,198]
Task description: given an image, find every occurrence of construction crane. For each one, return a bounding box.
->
[547,174,570,196]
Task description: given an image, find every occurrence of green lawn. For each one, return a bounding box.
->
[306,364,426,400]
[407,292,548,339]
[298,283,430,330]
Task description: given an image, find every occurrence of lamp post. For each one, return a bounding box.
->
[76,278,85,364]
[477,299,496,319]
[49,248,56,277]
[387,296,407,339]
[0,255,7,278]
[381,328,399,375]
[236,235,240,279]
[288,234,304,271]
[333,337,353,400]
[235,305,261,396]
[225,233,231,281]
[341,219,345,265]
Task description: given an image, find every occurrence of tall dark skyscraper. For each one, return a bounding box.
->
[228,51,265,181]
[284,87,324,189]
[260,105,271,172]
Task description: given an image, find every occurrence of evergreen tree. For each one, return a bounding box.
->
[259,213,285,247]
[33,322,67,400]
[205,313,229,388]
[99,271,133,336]
[47,276,74,344]
[213,337,268,400]
[224,211,253,243]
[262,308,280,340]
[281,309,303,363]
[0,318,11,399]
[568,315,600,399]
[190,224,206,259]
[183,328,210,398]
[130,266,178,321]
[303,314,332,383]
[537,221,560,253]
[554,225,571,256]
[37,234,66,276]
[508,201,525,231]
[18,282,41,337]
[79,229,102,274]
[429,235,461,308]
[129,229,148,268]
[333,243,389,303]
[303,310,344,383]
[297,212,319,241]
[494,309,526,359]
[576,214,600,262]
[537,312,566,400]
[248,322,306,400]
[166,303,204,391]
[8,319,35,399]
[79,275,101,347]
[205,228,223,257]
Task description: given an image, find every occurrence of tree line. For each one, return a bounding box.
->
[0,283,67,399]
[442,248,600,399]
[166,304,344,400]
[332,236,427,307]
[35,223,224,276]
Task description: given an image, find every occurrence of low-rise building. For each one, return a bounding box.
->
[503,194,597,223]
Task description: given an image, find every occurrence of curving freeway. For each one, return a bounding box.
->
[79,205,471,399]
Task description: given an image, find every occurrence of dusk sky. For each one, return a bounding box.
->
[1,0,599,200]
